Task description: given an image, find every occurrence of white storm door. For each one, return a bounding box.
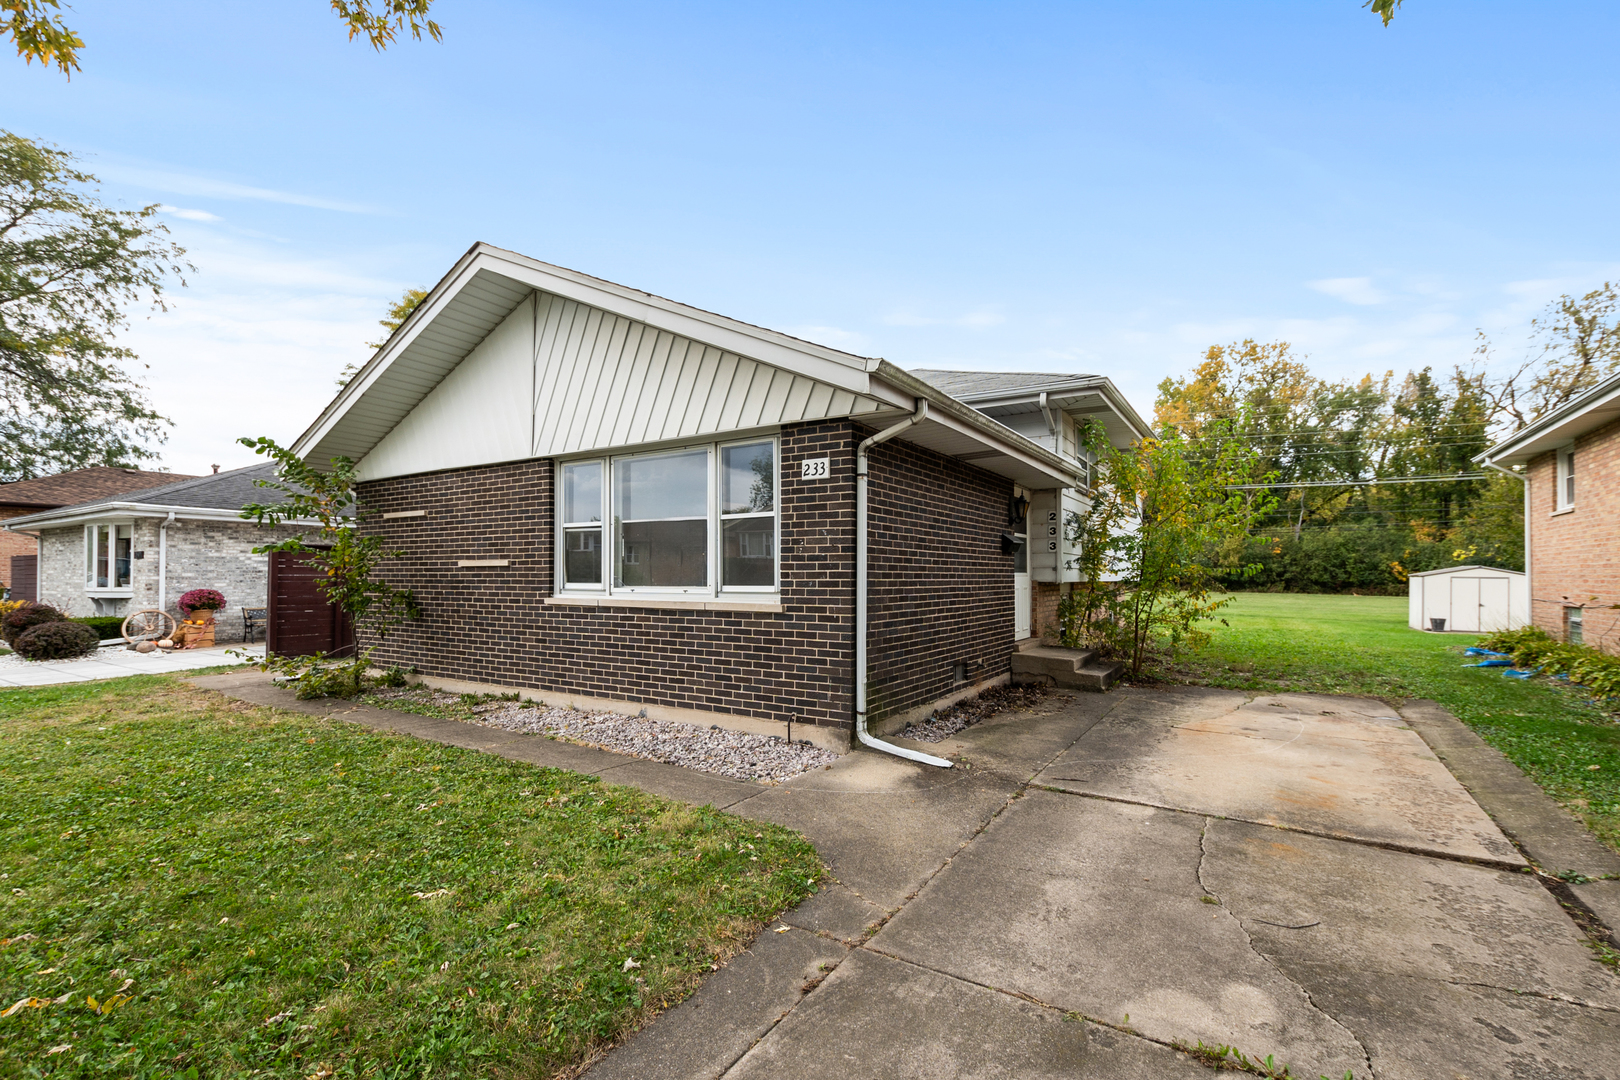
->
[1013,530,1032,639]
[1450,578,1481,632]
[1478,579,1511,632]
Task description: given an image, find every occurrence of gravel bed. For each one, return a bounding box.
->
[367,688,839,784]
[900,682,1055,743]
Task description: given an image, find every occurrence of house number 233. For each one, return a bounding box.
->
[800,457,830,480]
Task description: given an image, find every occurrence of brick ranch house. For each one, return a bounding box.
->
[1480,370,1620,651]
[2,466,194,600]
[2,465,304,643]
[289,243,1147,759]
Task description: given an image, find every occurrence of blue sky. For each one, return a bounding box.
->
[6,1,1618,474]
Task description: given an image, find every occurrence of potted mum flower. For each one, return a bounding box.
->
[178,588,227,623]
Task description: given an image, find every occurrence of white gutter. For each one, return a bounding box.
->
[158,512,175,614]
[1479,457,1531,624]
[855,400,953,769]
[4,504,322,531]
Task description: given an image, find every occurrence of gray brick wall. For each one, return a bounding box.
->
[34,518,301,641]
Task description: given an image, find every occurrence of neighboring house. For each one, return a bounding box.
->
[1,466,196,599]
[2,465,304,642]
[289,243,1148,750]
[1479,371,1620,651]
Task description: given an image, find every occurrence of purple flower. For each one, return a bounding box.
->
[178,588,226,614]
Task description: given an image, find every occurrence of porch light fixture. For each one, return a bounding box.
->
[1008,494,1030,525]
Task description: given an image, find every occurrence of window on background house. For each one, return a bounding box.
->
[84,523,133,591]
[1556,447,1576,510]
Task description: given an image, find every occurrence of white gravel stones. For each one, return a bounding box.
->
[369,689,839,784]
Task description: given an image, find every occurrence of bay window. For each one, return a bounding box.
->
[85,523,133,592]
[557,437,778,598]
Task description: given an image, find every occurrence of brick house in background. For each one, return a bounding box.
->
[288,243,1146,758]
[1,467,194,599]
[2,465,304,642]
[1480,370,1620,651]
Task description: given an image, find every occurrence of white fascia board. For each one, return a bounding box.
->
[1480,371,1620,465]
[873,363,1081,487]
[291,243,880,462]
[3,503,322,532]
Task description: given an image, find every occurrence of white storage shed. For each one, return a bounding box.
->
[1407,565,1528,633]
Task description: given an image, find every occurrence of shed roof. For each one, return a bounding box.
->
[0,466,198,510]
[1406,564,1524,578]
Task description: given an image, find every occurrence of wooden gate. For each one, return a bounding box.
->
[7,555,37,602]
[267,551,354,657]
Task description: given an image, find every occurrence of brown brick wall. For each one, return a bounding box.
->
[865,432,1015,719]
[354,418,1019,733]
[1032,581,1062,642]
[1529,416,1620,652]
[0,507,38,588]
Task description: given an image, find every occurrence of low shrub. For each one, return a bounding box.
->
[13,620,101,660]
[1,602,66,645]
[1476,626,1620,698]
[71,615,126,641]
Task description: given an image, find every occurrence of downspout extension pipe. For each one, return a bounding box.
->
[856,401,953,769]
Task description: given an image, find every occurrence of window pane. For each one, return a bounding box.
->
[615,449,707,521]
[1013,537,1027,574]
[562,461,601,523]
[564,527,602,584]
[721,441,774,515]
[723,517,775,587]
[115,525,133,588]
[617,519,707,587]
[96,526,110,588]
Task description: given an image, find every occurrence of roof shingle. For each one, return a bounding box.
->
[0,467,200,510]
[908,369,1100,399]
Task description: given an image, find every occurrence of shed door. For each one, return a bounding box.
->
[1478,578,1511,632]
[1449,577,1481,633]
[267,551,355,657]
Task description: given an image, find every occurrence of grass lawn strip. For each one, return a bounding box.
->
[0,674,820,1078]
[1169,593,1620,857]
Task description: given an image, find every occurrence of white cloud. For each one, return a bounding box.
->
[159,205,222,222]
[1308,277,1387,306]
[783,325,870,352]
[100,164,376,214]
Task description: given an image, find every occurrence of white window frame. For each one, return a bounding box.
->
[554,435,780,600]
[84,521,136,596]
[1555,444,1576,512]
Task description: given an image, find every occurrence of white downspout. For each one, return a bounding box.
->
[856,401,953,769]
[1481,459,1530,627]
[158,512,175,615]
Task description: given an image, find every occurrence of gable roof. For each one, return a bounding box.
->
[2,464,288,530]
[910,370,1100,398]
[0,467,198,510]
[910,368,1152,446]
[290,243,1097,490]
[1479,371,1620,467]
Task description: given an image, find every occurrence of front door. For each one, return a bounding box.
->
[1013,504,1031,640]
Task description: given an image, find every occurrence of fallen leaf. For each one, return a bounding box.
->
[1,997,50,1017]
[773,926,791,934]
[263,1010,295,1026]
[33,968,57,976]
[412,889,451,900]
[46,1044,71,1054]
[621,958,641,972]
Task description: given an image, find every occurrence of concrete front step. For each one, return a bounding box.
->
[1009,644,1124,692]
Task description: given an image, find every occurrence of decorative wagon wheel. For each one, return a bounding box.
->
[121,608,177,644]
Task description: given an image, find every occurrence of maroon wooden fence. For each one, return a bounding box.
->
[267,551,354,657]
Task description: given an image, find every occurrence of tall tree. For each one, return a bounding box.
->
[1476,283,1620,433]
[5,0,441,77]
[337,286,427,387]
[0,130,189,481]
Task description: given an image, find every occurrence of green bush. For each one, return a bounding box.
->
[71,615,125,640]
[1476,626,1620,698]
[12,620,101,660]
[1215,525,1521,596]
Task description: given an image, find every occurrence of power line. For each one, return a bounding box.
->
[1225,473,1487,490]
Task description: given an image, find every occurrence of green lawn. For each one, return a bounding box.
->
[0,675,820,1078]
[1169,592,1620,860]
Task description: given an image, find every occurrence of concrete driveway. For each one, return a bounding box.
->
[587,687,1620,1080]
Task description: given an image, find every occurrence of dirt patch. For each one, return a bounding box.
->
[899,682,1055,743]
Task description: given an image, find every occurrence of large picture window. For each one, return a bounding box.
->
[85,523,133,592]
[558,437,778,598]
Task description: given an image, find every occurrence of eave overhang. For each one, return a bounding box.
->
[1479,371,1620,467]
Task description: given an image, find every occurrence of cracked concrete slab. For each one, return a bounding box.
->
[1201,818,1620,1010]
[870,791,1369,1079]
[777,882,888,943]
[585,926,849,1080]
[1272,966,1620,1080]
[1036,688,1525,866]
[720,948,1216,1080]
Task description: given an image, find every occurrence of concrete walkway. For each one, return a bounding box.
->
[0,642,262,687]
[187,672,1620,1079]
